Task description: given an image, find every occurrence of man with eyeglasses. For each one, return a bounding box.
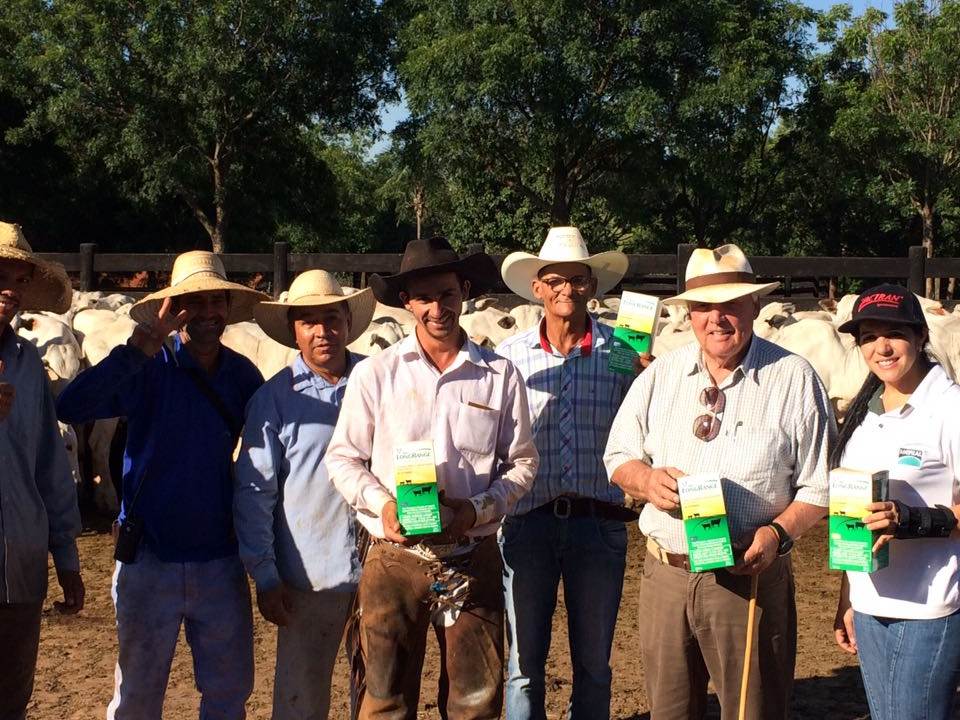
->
[604,244,834,720]
[497,227,643,720]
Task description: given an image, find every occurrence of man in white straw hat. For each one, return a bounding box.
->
[325,236,539,719]
[234,269,375,719]
[0,221,84,720]
[604,244,835,719]
[57,250,268,719]
[496,226,641,719]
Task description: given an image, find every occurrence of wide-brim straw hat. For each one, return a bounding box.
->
[0,222,72,314]
[369,236,499,309]
[500,226,628,303]
[663,244,779,306]
[254,269,376,348]
[130,250,269,325]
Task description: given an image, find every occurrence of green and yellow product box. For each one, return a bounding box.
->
[829,468,889,573]
[394,441,442,536]
[608,291,661,375]
[678,473,735,572]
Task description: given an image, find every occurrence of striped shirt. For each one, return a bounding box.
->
[603,336,834,553]
[497,316,634,513]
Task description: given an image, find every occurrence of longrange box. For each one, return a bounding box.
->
[608,291,661,375]
[678,473,735,572]
[394,441,442,536]
[829,468,889,573]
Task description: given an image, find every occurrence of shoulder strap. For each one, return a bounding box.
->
[184,367,243,439]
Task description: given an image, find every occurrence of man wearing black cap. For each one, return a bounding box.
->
[325,237,539,720]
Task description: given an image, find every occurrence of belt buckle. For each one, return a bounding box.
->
[553,496,572,519]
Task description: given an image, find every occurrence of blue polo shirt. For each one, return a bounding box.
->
[57,335,263,562]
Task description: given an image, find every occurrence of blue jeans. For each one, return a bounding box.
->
[499,509,627,720]
[854,609,960,720]
[106,548,254,719]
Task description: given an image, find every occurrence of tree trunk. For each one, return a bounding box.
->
[412,185,425,240]
[211,143,229,254]
[921,202,934,297]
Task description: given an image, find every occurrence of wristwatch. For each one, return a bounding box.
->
[767,522,794,556]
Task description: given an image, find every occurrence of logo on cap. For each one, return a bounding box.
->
[858,292,903,313]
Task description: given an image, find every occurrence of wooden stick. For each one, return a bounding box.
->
[738,574,760,720]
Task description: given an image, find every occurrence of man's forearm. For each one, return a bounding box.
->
[773,500,827,540]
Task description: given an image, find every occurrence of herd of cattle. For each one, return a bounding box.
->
[16,287,960,516]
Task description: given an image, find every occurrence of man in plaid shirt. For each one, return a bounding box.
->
[496,227,644,720]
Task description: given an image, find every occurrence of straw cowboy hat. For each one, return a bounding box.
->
[500,226,629,303]
[369,236,499,309]
[664,244,778,306]
[253,269,376,348]
[130,250,269,325]
[0,222,72,314]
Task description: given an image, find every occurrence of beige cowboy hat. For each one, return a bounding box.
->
[0,222,72,314]
[130,250,269,325]
[500,226,629,303]
[253,269,376,348]
[663,244,779,306]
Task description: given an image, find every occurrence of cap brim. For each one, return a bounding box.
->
[663,281,780,306]
[369,253,500,308]
[501,251,629,303]
[253,287,377,348]
[837,315,927,335]
[130,280,269,325]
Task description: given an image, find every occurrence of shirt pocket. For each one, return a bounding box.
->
[453,402,500,457]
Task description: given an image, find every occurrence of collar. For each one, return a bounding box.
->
[537,316,594,357]
[291,351,356,391]
[400,330,489,371]
[872,363,948,417]
[687,335,760,386]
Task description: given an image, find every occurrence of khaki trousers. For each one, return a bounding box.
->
[357,536,504,720]
[0,602,43,720]
[639,550,796,720]
[273,588,353,720]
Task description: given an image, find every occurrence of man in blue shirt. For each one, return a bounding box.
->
[234,270,375,720]
[0,222,84,720]
[497,227,644,720]
[57,250,267,720]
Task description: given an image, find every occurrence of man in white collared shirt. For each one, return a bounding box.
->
[325,237,538,720]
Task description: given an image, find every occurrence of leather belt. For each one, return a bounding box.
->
[646,537,691,572]
[530,496,639,522]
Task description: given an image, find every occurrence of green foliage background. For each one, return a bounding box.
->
[1,0,958,262]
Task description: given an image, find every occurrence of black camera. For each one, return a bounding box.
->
[113,515,145,563]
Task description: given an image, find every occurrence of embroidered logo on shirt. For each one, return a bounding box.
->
[897,447,923,467]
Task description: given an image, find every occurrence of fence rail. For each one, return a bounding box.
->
[37,242,948,305]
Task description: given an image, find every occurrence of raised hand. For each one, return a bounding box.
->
[0,359,14,422]
[129,297,192,357]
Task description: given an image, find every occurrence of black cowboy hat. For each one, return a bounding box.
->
[369,237,500,308]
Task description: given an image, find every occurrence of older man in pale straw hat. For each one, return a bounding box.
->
[603,244,835,720]
[0,221,84,720]
[325,236,539,719]
[497,226,644,720]
[234,269,375,720]
[58,250,268,719]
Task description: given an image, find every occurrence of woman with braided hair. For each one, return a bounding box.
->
[831,284,960,720]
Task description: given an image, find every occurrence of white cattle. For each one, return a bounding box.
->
[221,322,299,380]
[459,302,519,348]
[12,312,83,396]
[509,304,543,332]
[349,319,408,356]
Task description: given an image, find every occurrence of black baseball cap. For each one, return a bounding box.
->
[837,283,928,335]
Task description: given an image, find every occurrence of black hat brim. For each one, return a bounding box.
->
[369,252,500,308]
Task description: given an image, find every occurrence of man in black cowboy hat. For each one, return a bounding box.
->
[325,237,539,720]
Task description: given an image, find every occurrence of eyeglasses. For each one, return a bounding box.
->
[538,275,593,292]
[693,386,725,442]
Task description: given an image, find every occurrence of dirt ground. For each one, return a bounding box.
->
[30,520,874,720]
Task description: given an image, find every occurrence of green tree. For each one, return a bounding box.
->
[4,0,394,252]
[831,0,960,290]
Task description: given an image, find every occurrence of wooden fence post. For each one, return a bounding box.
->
[273,242,289,299]
[676,243,695,295]
[907,246,926,297]
[79,243,96,292]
